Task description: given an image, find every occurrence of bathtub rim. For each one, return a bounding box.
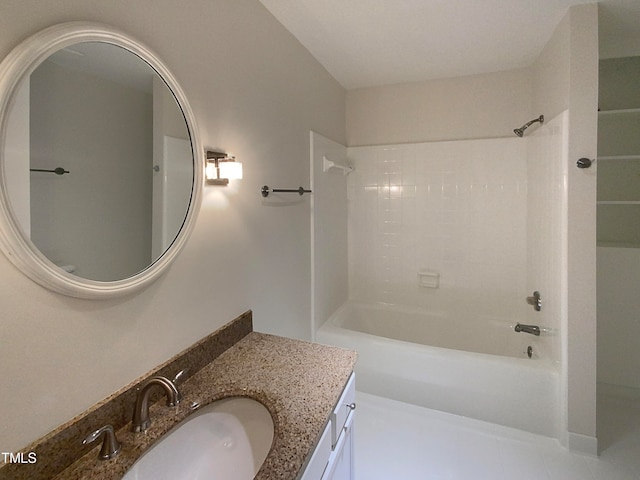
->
[322,300,558,371]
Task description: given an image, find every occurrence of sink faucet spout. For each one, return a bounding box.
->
[132,376,182,432]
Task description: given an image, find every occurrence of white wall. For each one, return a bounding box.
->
[310,132,349,335]
[30,60,153,280]
[565,5,599,454]
[532,13,570,122]
[0,0,345,452]
[533,4,598,454]
[346,68,532,146]
[597,247,640,389]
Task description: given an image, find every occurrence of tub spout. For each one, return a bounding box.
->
[514,323,540,336]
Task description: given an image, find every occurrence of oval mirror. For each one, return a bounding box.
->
[0,23,203,298]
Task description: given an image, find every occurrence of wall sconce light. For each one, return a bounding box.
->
[205,150,243,186]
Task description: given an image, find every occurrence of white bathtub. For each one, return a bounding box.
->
[316,302,559,437]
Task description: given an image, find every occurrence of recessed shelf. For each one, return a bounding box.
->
[597,99,640,245]
[597,155,640,161]
[597,241,640,249]
[598,108,640,115]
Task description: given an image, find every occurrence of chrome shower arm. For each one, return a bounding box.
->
[514,115,544,137]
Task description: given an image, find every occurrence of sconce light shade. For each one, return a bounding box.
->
[205,150,242,185]
[218,160,243,180]
[205,162,218,181]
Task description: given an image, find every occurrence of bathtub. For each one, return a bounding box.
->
[316,302,559,437]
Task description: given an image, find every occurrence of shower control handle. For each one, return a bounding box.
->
[576,157,592,169]
[526,291,542,311]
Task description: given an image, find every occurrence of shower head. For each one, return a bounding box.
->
[514,115,544,137]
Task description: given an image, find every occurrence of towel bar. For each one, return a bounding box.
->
[261,185,312,198]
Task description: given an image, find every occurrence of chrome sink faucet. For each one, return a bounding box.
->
[131,375,182,432]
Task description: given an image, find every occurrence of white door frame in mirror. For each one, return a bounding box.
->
[0,22,203,299]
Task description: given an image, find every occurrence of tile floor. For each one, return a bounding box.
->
[355,388,640,479]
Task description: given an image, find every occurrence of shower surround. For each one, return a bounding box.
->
[347,137,529,326]
[314,112,568,438]
[344,113,568,370]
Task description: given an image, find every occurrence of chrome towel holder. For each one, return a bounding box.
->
[261,185,312,198]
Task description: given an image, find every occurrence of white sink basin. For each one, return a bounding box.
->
[123,397,274,480]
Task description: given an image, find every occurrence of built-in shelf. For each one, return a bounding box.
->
[598,108,640,115]
[597,241,640,249]
[598,155,640,161]
[597,102,640,246]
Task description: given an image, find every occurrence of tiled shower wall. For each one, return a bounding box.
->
[347,138,528,321]
[525,111,568,367]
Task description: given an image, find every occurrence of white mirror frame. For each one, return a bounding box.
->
[0,22,203,299]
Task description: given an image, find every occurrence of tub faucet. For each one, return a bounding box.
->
[514,323,541,336]
[131,376,182,432]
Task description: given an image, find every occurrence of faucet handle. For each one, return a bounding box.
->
[172,368,189,386]
[82,424,121,460]
[526,291,542,311]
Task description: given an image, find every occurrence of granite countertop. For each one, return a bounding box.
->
[54,332,357,480]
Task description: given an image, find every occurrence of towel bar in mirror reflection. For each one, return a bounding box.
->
[0,22,203,298]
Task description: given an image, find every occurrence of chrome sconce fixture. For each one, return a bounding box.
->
[205,150,242,185]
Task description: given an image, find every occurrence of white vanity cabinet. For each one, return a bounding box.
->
[300,373,355,480]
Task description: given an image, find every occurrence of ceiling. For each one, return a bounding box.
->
[258,0,640,89]
[47,42,155,93]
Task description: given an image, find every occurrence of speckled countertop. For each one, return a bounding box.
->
[52,332,357,480]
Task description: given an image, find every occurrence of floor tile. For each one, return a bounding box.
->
[355,391,640,480]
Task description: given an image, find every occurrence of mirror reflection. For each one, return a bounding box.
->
[4,42,194,281]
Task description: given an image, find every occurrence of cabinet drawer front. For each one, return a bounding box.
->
[322,408,355,480]
[331,373,355,449]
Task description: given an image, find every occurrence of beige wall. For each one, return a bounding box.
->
[599,56,640,110]
[532,12,571,121]
[597,247,640,389]
[346,68,532,146]
[532,4,599,452]
[30,60,153,280]
[0,0,345,452]
[310,132,349,337]
[565,4,598,453]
